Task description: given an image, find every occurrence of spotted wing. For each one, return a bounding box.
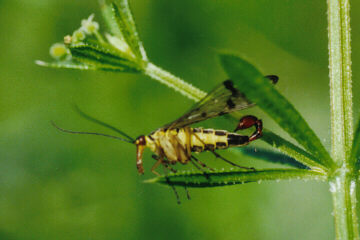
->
[161,80,255,130]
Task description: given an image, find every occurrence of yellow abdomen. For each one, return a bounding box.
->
[147,127,249,163]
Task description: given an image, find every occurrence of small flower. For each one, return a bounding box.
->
[64,35,72,45]
[49,43,69,60]
[81,14,99,34]
[72,29,86,43]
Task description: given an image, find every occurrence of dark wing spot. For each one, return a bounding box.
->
[223,79,233,87]
[265,75,279,84]
[226,99,236,109]
[223,80,239,96]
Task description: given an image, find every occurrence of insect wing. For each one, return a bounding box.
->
[161,80,255,130]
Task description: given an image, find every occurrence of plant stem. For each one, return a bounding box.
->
[328,0,346,165]
[144,62,206,101]
[328,0,358,238]
[330,170,359,239]
[340,0,353,158]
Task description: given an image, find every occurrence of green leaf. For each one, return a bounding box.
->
[100,0,123,38]
[69,43,142,72]
[111,0,147,61]
[35,60,96,70]
[261,129,326,173]
[219,54,334,169]
[145,169,326,188]
[237,146,309,170]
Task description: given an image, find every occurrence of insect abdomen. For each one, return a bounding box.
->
[190,128,221,152]
[190,128,248,152]
[227,133,249,147]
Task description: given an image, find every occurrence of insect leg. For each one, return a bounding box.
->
[211,151,256,171]
[163,161,191,200]
[151,154,164,176]
[189,156,212,180]
[234,115,263,142]
[162,160,177,173]
[191,155,214,171]
[189,156,205,172]
[184,127,192,157]
[165,177,181,205]
[152,155,181,204]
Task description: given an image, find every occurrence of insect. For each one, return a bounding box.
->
[133,76,278,175]
[53,75,278,176]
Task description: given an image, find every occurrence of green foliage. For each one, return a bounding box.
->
[260,129,325,172]
[35,0,359,239]
[146,169,326,187]
[238,147,309,170]
[219,54,333,169]
[35,0,343,188]
[110,2,146,60]
[69,43,143,72]
[35,60,96,70]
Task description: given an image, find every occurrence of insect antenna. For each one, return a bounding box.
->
[51,121,134,144]
[74,104,135,142]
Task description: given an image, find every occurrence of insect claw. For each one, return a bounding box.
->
[235,115,258,132]
[235,115,263,142]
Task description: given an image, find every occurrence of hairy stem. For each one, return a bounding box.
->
[144,62,206,101]
[330,170,359,239]
[328,0,353,166]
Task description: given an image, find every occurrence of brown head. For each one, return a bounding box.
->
[134,135,146,174]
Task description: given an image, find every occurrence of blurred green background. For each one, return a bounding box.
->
[1,0,360,239]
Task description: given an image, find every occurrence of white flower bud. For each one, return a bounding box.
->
[81,14,99,34]
[72,29,86,43]
[49,43,69,60]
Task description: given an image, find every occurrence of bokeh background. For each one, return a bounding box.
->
[1,0,360,239]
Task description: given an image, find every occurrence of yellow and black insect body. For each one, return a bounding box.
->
[54,75,277,176]
[135,114,263,175]
[132,76,277,175]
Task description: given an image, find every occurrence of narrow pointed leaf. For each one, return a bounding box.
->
[237,146,309,170]
[100,0,123,38]
[69,43,142,72]
[261,129,326,173]
[219,54,334,169]
[35,60,96,70]
[111,1,147,61]
[145,169,326,188]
